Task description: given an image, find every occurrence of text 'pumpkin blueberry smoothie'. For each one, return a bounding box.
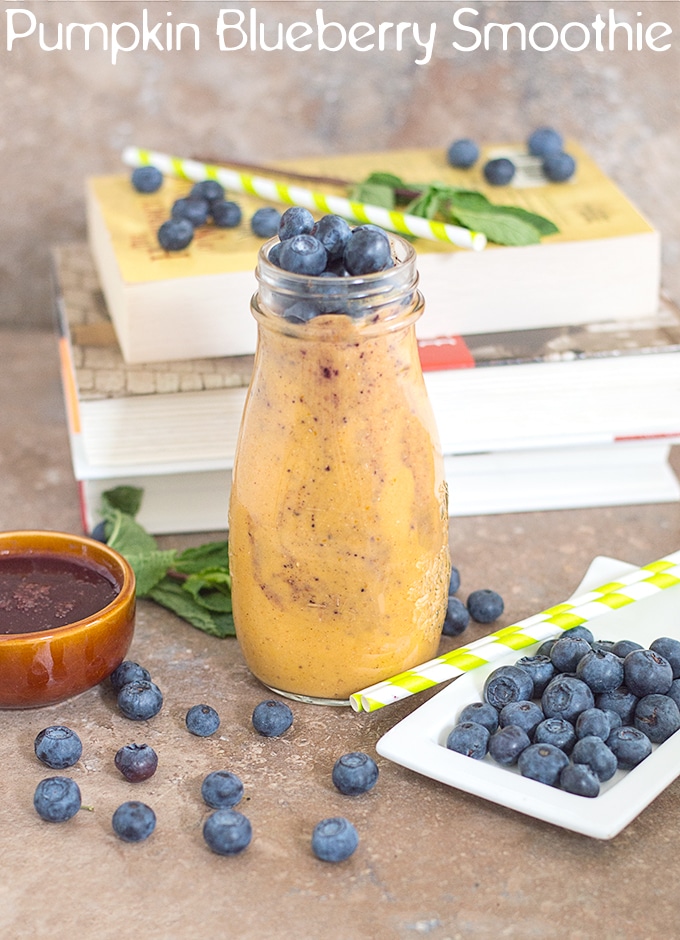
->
[228,216,450,704]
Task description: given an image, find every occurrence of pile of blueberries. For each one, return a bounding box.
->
[30,660,377,862]
[442,563,505,637]
[446,629,680,797]
[447,126,576,185]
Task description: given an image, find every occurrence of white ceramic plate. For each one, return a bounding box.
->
[376,557,680,840]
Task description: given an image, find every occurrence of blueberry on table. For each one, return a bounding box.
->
[560,762,600,798]
[110,661,151,694]
[171,196,210,227]
[186,704,221,737]
[623,648,673,697]
[201,771,244,809]
[541,675,594,724]
[458,701,499,734]
[278,206,315,241]
[252,699,294,737]
[203,809,252,856]
[466,589,504,624]
[343,227,393,275]
[332,752,379,796]
[112,801,156,843]
[210,199,242,228]
[527,126,564,157]
[34,725,83,770]
[114,743,158,782]
[606,726,652,769]
[446,721,490,760]
[446,138,479,169]
[311,817,359,863]
[482,157,516,186]
[117,679,164,721]
[633,693,680,743]
[131,165,163,193]
[278,234,328,275]
[157,218,194,251]
[34,776,82,822]
[448,565,461,596]
[251,206,282,238]
[518,743,569,787]
[190,179,225,203]
[571,735,617,782]
[543,152,576,183]
[311,214,352,261]
[442,596,470,636]
[488,724,531,766]
[483,665,534,710]
[534,717,576,755]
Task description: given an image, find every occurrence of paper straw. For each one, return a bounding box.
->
[121,146,486,252]
[350,551,680,713]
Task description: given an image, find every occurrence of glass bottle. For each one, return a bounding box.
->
[228,233,450,704]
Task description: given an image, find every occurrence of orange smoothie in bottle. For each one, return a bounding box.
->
[228,232,449,703]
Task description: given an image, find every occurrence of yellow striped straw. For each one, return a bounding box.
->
[121,146,486,252]
[350,551,680,713]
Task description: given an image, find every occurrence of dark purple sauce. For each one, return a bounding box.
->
[0,553,119,635]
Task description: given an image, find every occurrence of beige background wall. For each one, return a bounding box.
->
[2,0,679,329]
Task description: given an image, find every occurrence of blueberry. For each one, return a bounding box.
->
[442,596,470,636]
[190,179,225,203]
[448,565,461,596]
[203,809,252,856]
[278,234,328,276]
[592,639,617,655]
[606,726,652,769]
[279,206,315,241]
[311,214,352,261]
[34,725,82,769]
[332,752,379,796]
[498,701,544,738]
[541,675,594,724]
[575,707,611,741]
[466,589,504,624]
[514,655,556,698]
[268,241,283,268]
[595,686,639,725]
[186,704,221,737]
[603,709,623,732]
[536,638,557,658]
[117,679,164,721]
[575,649,624,694]
[171,196,210,227]
[282,299,320,324]
[483,665,534,710]
[534,717,576,754]
[311,817,359,863]
[131,165,163,193]
[561,625,595,644]
[112,801,156,843]
[543,152,576,183]
[114,743,158,782]
[33,776,82,822]
[446,138,479,169]
[343,228,392,275]
[110,661,151,694]
[211,199,242,228]
[201,770,244,809]
[633,693,680,743]
[158,218,194,251]
[458,701,499,734]
[446,721,490,759]
[624,649,673,697]
[571,735,617,782]
[90,520,108,543]
[560,763,600,798]
[549,635,591,674]
[483,158,516,186]
[488,725,531,766]
[252,699,293,737]
[667,679,680,710]
[518,743,569,787]
[527,127,564,157]
[251,207,281,238]
[650,637,680,678]
[611,639,643,659]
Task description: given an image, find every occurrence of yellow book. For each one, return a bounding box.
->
[87,142,660,363]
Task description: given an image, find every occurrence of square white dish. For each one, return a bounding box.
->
[376,556,680,840]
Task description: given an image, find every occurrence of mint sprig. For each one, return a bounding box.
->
[351,174,559,246]
[100,486,235,637]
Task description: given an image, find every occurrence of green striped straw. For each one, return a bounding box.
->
[350,551,680,713]
[121,146,487,252]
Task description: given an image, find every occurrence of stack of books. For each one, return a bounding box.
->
[54,144,680,534]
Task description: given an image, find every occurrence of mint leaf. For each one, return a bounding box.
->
[491,205,559,236]
[174,541,230,575]
[103,505,158,557]
[448,204,543,246]
[123,549,178,597]
[182,568,233,613]
[349,181,396,209]
[148,578,235,638]
[101,485,144,517]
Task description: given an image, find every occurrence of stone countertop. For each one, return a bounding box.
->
[2,329,680,940]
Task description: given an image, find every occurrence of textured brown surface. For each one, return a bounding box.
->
[2,1,680,329]
[2,328,680,938]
